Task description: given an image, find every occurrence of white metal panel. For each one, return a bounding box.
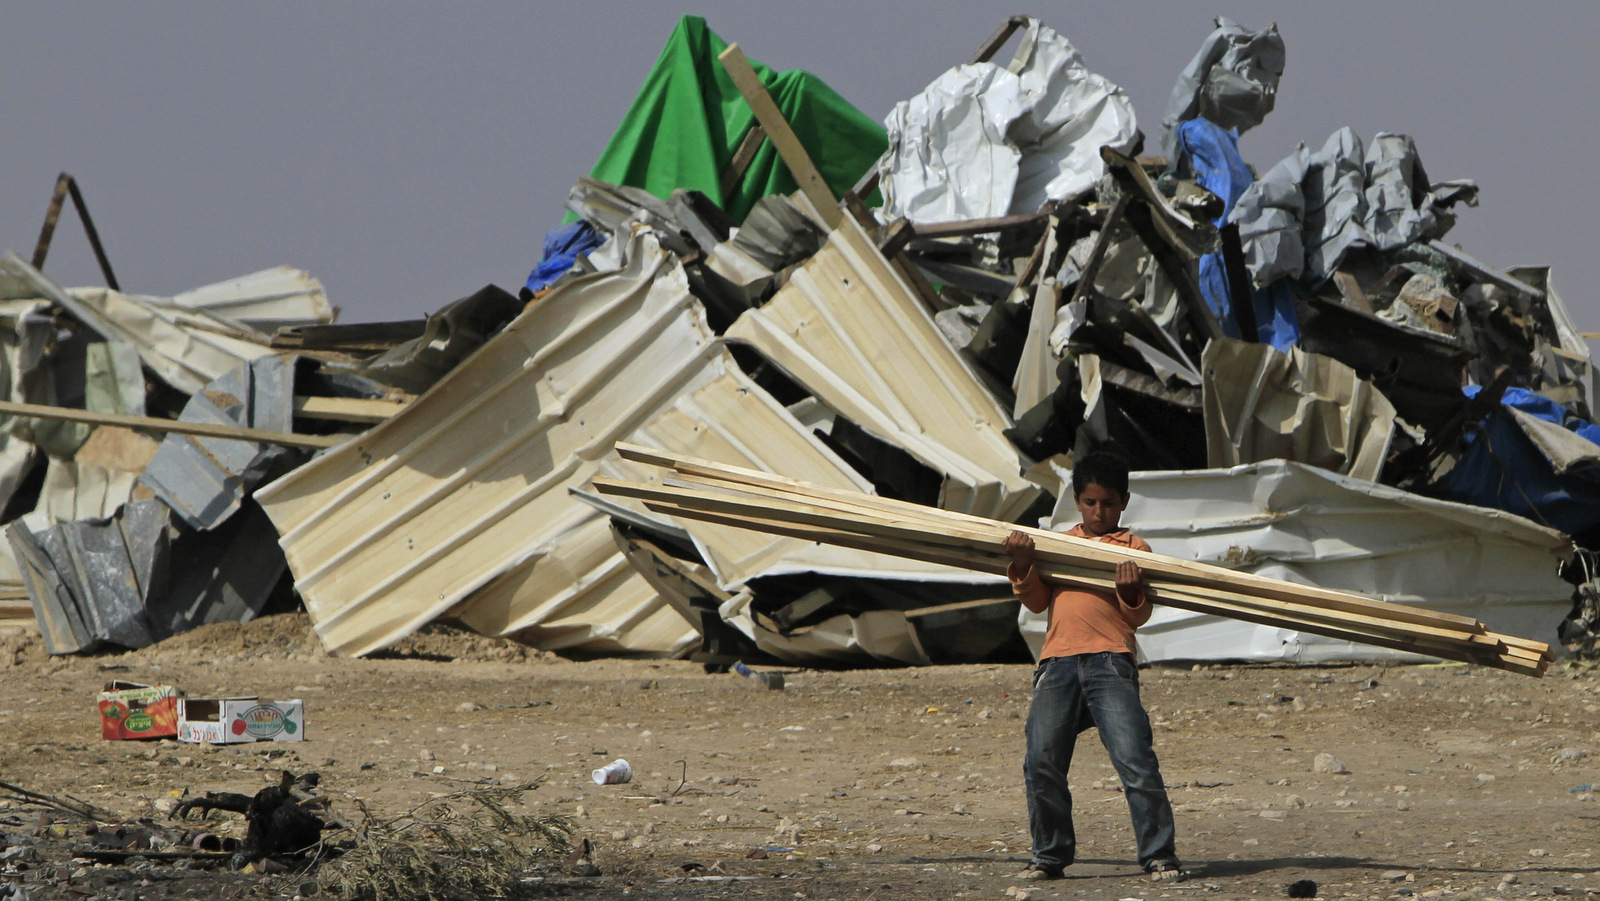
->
[726,215,1037,520]
[257,232,713,657]
[168,266,334,332]
[1024,460,1572,663]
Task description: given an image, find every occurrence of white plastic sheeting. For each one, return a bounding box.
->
[1158,17,1284,164]
[877,19,1137,224]
[1025,460,1571,664]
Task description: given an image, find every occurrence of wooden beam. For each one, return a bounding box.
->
[1219,223,1259,341]
[1427,239,1545,303]
[718,44,841,229]
[719,124,767,200]
[970,15,1031,64]
[0,399,346,449]
[911,212,1051,241]
[601,443,1553,674]
[1066,195,1129,309]
[293,395,407,424]
[1332,271,1375,315]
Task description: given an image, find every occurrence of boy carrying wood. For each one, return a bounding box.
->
[1002,450,1184,883]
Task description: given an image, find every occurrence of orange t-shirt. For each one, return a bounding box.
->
[1009,524,1153,660]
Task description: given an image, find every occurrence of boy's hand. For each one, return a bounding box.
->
[1003,530,1035,570]
[1115,560,1145,605]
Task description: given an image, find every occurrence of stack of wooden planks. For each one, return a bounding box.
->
[595,443,1554,677]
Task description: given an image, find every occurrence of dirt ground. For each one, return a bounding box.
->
[2,612,1597,901]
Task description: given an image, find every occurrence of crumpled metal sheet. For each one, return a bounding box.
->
[138,355,298,531]
[167,266,334,333]
[1511,407,1600,476]
[878,19,1137,224]
[8,499,170,655]
[1025,460,1571,664]
[725,216,1038,520]
[256,230,712,658]
[0,253,274,396]
[350,285,523,395]
[1230,130,1479,288]
[1201,338,1396,482]
[594,377,992,593]
[1159,18,1284,163]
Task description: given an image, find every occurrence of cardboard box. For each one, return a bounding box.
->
[177,697,305,744]
[98,681,180,741]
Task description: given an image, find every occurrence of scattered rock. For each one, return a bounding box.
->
[1313,753,1350,775]
[1286,878,1317,898]
[886,757,924,771]
[1382,871,1410,882]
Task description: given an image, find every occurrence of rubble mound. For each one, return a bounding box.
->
[0,626,45,668]
[379,622,562,664]
[137,612,323,663]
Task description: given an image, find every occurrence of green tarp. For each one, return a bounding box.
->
[583,16,886,224]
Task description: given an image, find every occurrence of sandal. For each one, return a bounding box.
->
[1017,864,1063,881]
[1146,860,1187,883]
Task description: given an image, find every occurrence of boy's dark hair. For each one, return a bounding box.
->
[1071,450,1130,499]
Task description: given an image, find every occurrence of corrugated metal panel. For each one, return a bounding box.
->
[9,500,170,655]
[0,253,274,395]
[256,232,717,657]
[594,367,994,592]
[259,226,990,658]
[168,266,334,332]
[724,216,1037,520]
[139,355,296,530]
[1025,460,1572,663]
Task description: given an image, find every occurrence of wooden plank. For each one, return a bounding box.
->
[614,443,1492,631]
[1427,239,1545,303]
[647,465,1492,635]
[1066,196,1129,309]
[903,597,1019,619]
[293,395,408,424]
[624,493,1540,675]
[912,212,1051,241]
[1332,271,1375,315]
[1219,223,1259,341]
[607,449,1552,668]
[600,474,1498,642]
[0,399,345,450]
[718,44,841,229]
[971,16,1031,64]
[719,124,767,200]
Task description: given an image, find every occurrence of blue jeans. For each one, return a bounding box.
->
[1024,652,1178,872]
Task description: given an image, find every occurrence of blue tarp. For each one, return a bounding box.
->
[1439,386,1600,535]
[1176,118,1299,352]
[524,221,605,295]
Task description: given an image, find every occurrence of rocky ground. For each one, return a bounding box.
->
[1,613,1597,901]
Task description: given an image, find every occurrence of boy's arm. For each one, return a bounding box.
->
[1004,531,1051,614]
[1116,536,1154,627]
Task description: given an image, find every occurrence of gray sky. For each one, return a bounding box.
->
[4,3,1596,339]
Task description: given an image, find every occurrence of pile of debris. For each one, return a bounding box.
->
[0,174,524,656]
[9,14,1597,668]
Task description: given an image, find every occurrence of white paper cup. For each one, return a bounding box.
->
[591,758,633,785]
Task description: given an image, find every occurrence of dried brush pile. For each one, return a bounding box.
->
[315,780,572,901]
